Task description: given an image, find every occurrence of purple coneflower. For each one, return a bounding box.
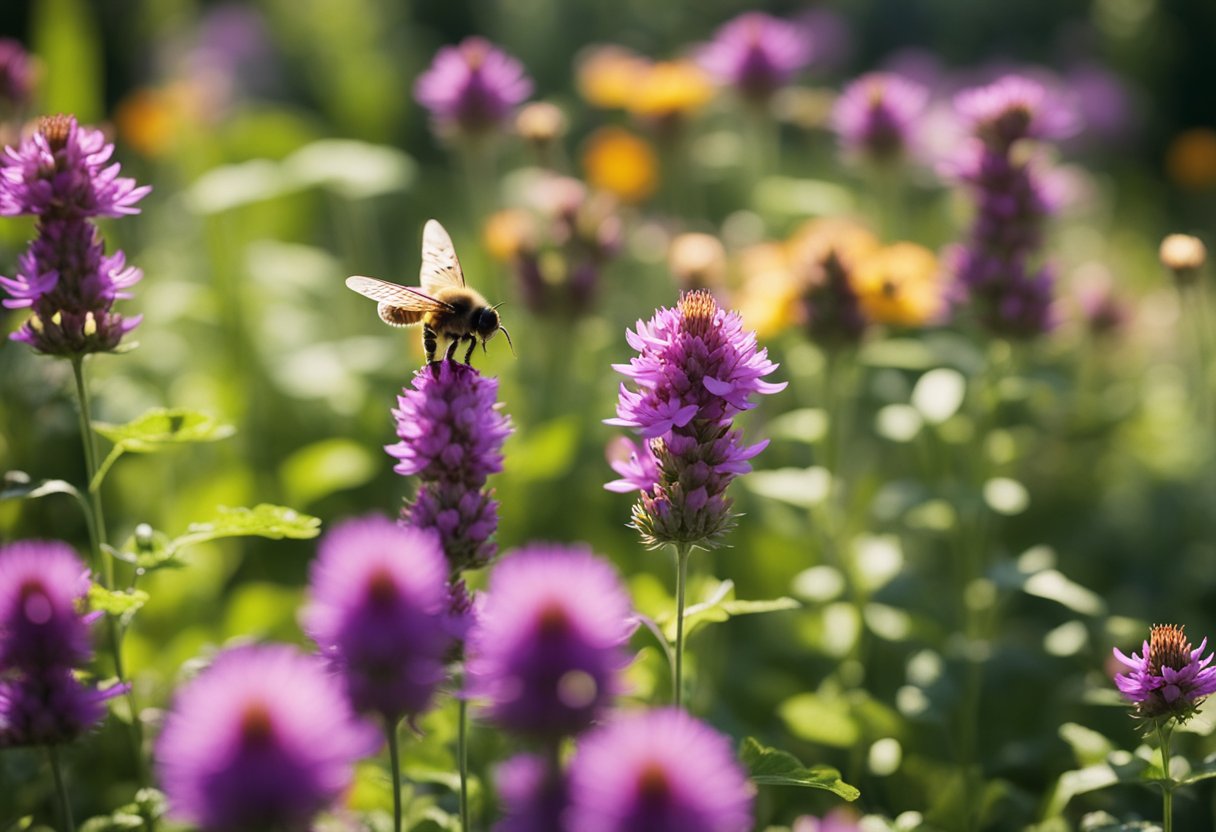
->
[303,516,453,724]
[698,12,812,102]
[465,545,634,741]
[607,289,785,548]
[155,644,379,832]
[415,37,533,138]
[946,75,1070,337]
[493,753,569,832]
[0,114,149,355]
[1114,624,1216,723]
[566,708,754,832]
[832,72,928,164]
[387,360,512,577]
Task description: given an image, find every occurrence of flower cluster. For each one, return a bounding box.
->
[387,360,513,576]
[155,644,379,832]
[0,540,124,748]
[946,75,1072,337]
[607,290,785,547]
[698,12,812,103]
[303,517,453,725]
[485,174,623,317]
[1114,624,1216,723]
[832,72,928,164]
[415,37,533,139]
[0,114,150,355]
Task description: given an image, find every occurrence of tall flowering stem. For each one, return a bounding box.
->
[607,290,785,706]
[48,745,75,832]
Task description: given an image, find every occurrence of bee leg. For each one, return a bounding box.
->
[423,325,439,365]
[462,335,477,365]
[443,338,461,362]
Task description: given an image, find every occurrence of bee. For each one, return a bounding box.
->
[346,219,513,366]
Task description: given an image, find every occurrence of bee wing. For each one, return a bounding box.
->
[419,219,467,295]
[345,275,452,311]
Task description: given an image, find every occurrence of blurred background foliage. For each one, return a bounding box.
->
[2,0,1216,830]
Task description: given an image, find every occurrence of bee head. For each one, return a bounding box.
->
[474,306,500,338]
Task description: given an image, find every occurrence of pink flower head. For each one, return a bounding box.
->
[699,12,812,101]
[155,644,379,832]
[832,72,929,163]
[415,37,533,137]
[303,516,453,723]
[0,540,94,671]
[566,708,754,832]
[466,545,635,740]
[954,75,1077,148]
[1113,624,1216,722]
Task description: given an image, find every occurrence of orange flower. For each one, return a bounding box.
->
[1166,128,1216,191]
[577,45,650,109]
[734,242,802,339]
[581,126,658,203]
[628,60,715,122]
[852,242,944,327]
[483,209,538,262]
[114,87,180,157]
[786,217,880,281]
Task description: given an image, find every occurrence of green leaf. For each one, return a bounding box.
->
[1179,753,1216,786]
[174,504,321,549]
[743,467,832,509]
[1,472,83,503]
[659,579,798,641]
[779,692,861,748]
[87,585,149,626]
[1040,754,1153,818]
[1059,722,1115,767]
[94,408,236,452]
[284,139,416,199]
[739,737,860,800]
[281,438,377,507]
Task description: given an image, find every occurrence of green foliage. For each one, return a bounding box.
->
[739,737,860,800]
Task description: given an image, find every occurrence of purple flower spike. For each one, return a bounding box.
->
[699,12,812,101]
[415,37,533,137]
[954,75,1077,149]
[493,753,569,832]
[155,644,380,832]
[0,115,151,219]
[607,290,785,548]
[388,360,512,576]
[832,72,928,164]
[566,708,754,832]
[466,545,634,741]
[303,516,453,724]
[0,670,125,748]
[1113,624,1216,723]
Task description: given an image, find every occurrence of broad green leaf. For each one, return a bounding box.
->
[284,139,416,199]
[1059,722,1115,767]
[88,585,149,626]
[659,579,799,641]
[1041,753,1153,817]
[739,737,860,800]
[174,504,321,548]
[184,160,295,214]
[780,692,861,748]
[94,409,236,452]
[1180,753,1216,786]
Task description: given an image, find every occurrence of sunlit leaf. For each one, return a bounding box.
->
[779,692,861,748]
[176,504,321,547]
[743,467,831,508]
[739,737,860,800]
[659,579,799,641]
[184,160,295,214]
[280,438,377,507]
[285,139,416,199]
[87,585,149,626]
[1,472,83,503]
[94,409,236,452]
[767,408,828,444]
[1180,753,1216,785]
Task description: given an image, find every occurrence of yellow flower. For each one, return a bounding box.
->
[115,87,182,158]
[733,242,802,339]
[581,127,658,203]
[483,209,537,262]
[786,217,880,279]
[628,60,715,122]
[852,242,944,327]
[577,45,650,109]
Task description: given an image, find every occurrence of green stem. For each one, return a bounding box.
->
[673,542,692,709]
[1158,720,1174,832]
[458,696,470,832]
[387,719,403,832]
[47,745,75,832]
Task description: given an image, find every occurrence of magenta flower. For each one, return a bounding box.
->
[0,38,32,113]
[0,540,125,748]
[415,37,533,137]
[698,12,812,101]
[566,708,754,832]
[832,72,929,163]
[0,114,151,219]
[1114,624,1216,722]
[954,74,1077,150]
[493,753,569,832]
[605,437,661,495]
[388,360,512,576]
[303,516,453,724]
[0,115,148,355]
[946,76,1071,337]
[466,545,634,741]
[155,644,379,832]
[606,290,785,547]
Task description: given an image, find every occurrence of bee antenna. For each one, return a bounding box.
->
[499,325,516,357]
[492,301,507,311]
